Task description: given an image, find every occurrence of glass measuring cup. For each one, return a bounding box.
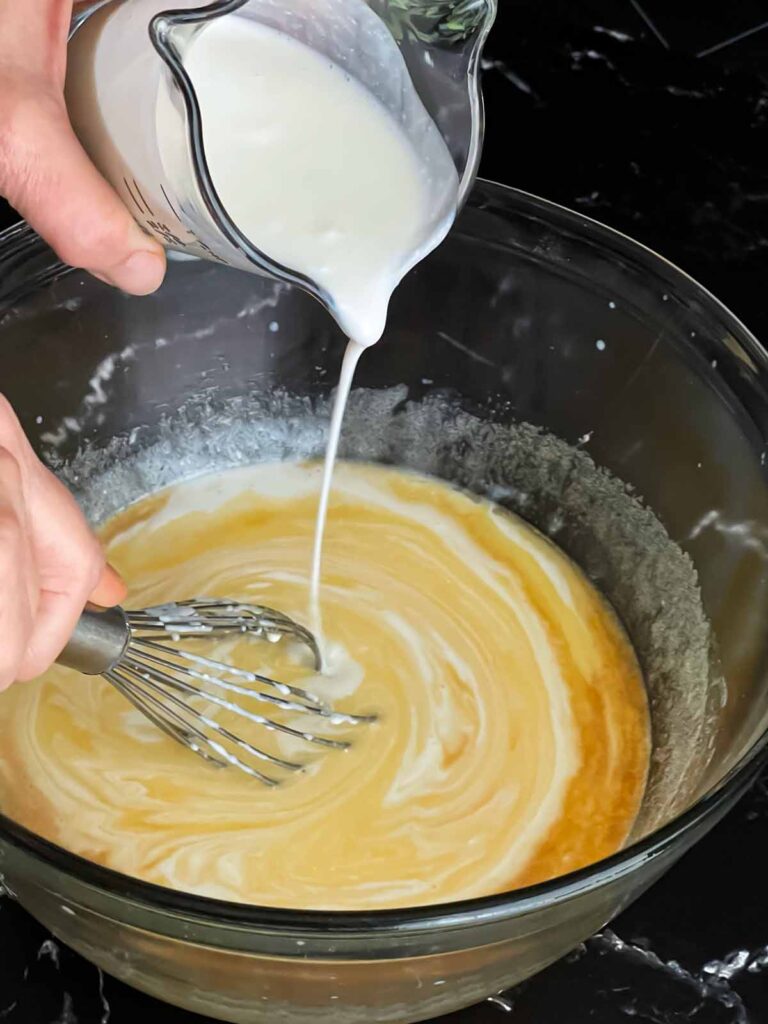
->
[66,0,497,332]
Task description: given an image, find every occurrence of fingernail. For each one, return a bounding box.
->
[110,250,166,295]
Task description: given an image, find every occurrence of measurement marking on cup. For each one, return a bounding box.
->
[146,220,184,247]
[139,181,230,264]
[132,179,155,216]
[160,184,182,222]
[123,177,145,215]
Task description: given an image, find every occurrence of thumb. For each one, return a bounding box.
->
[90,564,128,608]
[1,87,166,295]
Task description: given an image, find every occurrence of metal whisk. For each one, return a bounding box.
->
[57,600,373,785]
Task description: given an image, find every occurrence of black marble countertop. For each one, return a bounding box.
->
[1,1,768,1021]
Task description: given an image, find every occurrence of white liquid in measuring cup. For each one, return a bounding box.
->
[165,16,457,347]
[159,15,460,646]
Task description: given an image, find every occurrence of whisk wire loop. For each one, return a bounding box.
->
[59,599,373,784]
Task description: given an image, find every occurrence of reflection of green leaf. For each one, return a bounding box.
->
[383,0,491,45]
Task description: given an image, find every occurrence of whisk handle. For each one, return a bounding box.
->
[57,605,129,676]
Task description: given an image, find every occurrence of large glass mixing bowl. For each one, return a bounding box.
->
[0,181,767,1024]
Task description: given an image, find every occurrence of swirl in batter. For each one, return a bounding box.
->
[0,462,649,910]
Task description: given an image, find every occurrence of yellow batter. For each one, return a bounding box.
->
[0,462,649,909]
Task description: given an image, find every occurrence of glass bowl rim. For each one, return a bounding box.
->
[1,178,767,939]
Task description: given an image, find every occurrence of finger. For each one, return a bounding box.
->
[0,444,37,617]
[0,514,30,689]
[89,563,128,608]
[17,462,107,680]
[17,584,92,681]
[0,0,73,84]
[17,539,104,681]
[0,450,35,689]
[0,88,166,295]
[0,392,35,468]
[18,561,125,679]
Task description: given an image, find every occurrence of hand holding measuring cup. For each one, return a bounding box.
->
[0,0,166,294]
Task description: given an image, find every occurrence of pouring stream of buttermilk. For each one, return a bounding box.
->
[167,14,461,648]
